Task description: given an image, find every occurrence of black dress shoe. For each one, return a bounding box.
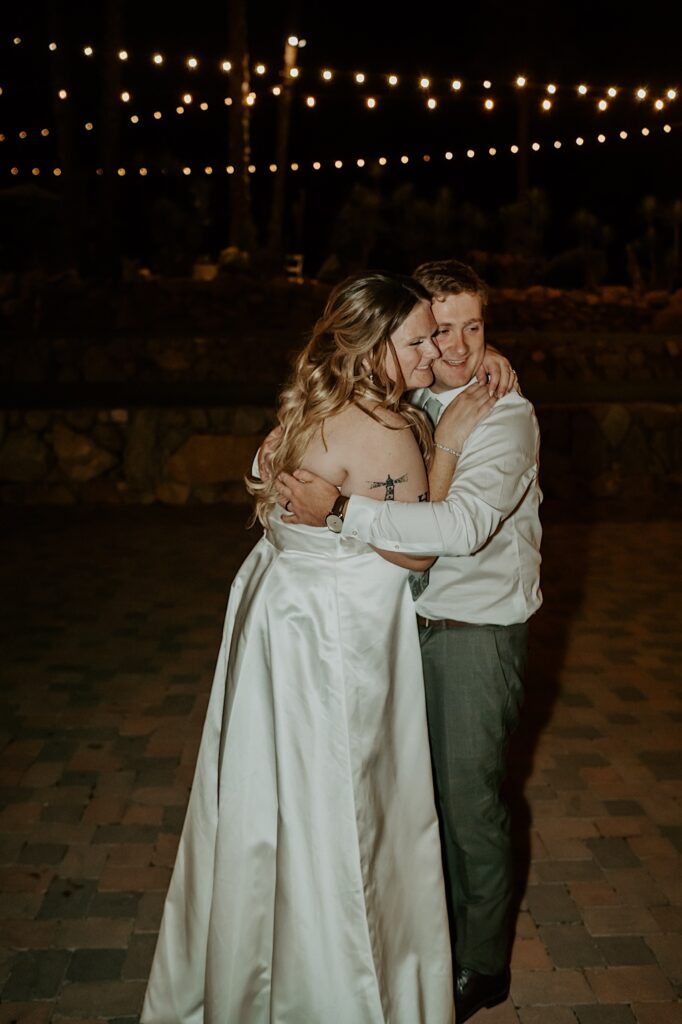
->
[455,966,511,1023]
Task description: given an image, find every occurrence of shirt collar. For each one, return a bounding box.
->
[410,378,477,410]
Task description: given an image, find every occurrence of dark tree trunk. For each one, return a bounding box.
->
[227,0,256,252]
[267,5,302,265]
[46,2,81,271]
[96,0,123,279]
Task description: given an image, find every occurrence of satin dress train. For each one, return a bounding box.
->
[141,508,453,1024]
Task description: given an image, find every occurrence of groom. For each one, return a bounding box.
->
[278,260,542,1023]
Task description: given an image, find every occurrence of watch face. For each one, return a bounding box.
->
[325,513,344,534]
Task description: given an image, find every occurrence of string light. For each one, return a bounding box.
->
[445,151,453,160]
[58,89,68,100]
[269,163,277,172]
[654,99,664,110]
[226,165,234,174]
[140,167,148,176]
[291,162,299,170]
[636,88,648,100]
[130,115,139,124]
[306,96,316,107]
[121,91,131,102]
[401,155,409,163]
[366,97,376,109]
[466,149,475,158]
[542,99,552,110]
[576,136,584,145]
[488,147,497,156]
[15,40,680,118]
[53,168,61,176]
[510,144,519,153]
[334,160,343,168]
[378,156,387,165]
[312,161,321,170]
[289,67,299,78]
[642,126,650,135]
[176,106,184,114]
[554,140,562,148]
[357,158,365,167]
[484,98,494,110]
[598,99,608,111]
[32,167,40,175]
[620,130,628,139]
[41,128,49,136]
[246,92,256,105]
[532,142,541,151]
[664,123,671,132]
[153,111,162,119]
[248,164,256,173]
[13,37,21,45]
[272,86,281,96]
[182,166,191,175]
[200,102,208,110]
[427,98,437,109]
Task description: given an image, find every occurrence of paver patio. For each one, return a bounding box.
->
[1,505,680,1022]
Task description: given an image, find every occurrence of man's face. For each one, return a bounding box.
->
[430,291,485,393]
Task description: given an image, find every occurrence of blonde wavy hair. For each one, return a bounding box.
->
[247,272,435,526]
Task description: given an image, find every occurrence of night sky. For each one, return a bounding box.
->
[2,1,680,274]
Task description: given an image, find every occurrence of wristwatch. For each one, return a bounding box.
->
[325,494,348,534]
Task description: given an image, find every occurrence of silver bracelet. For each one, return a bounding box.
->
[434,441,462,457]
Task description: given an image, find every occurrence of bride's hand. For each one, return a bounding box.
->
[476,345,519,397]
[434,382,497,453]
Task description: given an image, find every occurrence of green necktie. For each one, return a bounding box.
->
[422,394,442,427]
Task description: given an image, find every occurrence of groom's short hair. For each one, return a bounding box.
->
[413,259,488,308]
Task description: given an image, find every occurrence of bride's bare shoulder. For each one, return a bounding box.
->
[325,401,407,438]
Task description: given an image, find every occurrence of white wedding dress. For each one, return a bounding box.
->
[141,507,453,1024]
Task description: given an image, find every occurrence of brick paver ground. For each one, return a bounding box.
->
[1,506,681,1023]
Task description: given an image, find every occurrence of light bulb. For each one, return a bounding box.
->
[516,76,526,87]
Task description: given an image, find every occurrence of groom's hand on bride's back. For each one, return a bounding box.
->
[277,470,338,526]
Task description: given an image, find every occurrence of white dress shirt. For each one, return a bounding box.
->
[342,384,543,625]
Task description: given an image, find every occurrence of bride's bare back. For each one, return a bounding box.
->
[302,402,428,505]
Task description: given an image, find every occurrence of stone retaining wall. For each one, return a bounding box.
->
[0,403,679,507]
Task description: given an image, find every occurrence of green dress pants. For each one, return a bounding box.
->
[419,620,528,975]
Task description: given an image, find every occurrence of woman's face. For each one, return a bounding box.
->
[385,300,441,391]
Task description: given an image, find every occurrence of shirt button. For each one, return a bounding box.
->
[352,530,358,537]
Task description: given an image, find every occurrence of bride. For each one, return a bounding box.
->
[141,272,496,1024]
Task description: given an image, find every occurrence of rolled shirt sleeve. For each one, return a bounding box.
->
[342,397,539,557]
